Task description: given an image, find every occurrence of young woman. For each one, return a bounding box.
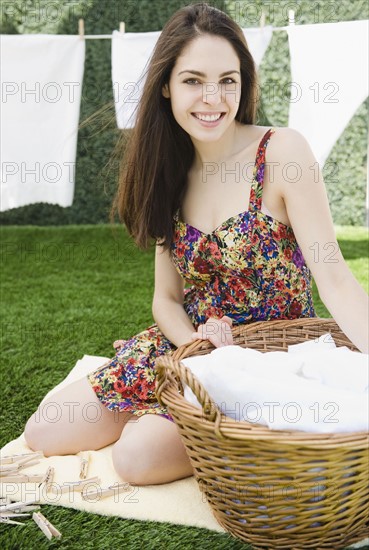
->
[25,2,369,486]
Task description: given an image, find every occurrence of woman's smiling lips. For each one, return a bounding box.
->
[191,112,226,127]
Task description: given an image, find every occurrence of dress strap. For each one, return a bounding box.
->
[249,127,275,213]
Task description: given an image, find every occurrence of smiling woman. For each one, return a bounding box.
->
[24,2,368,489]
[162,36,242,147]
[162,39,241,139]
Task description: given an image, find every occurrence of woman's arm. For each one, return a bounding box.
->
[152,242,196,348]
[271,128,368,353]
[152,243,236,348]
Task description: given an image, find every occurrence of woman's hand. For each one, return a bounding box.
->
[190,315,233,348]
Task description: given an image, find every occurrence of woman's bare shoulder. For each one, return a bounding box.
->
[269,126,314,157]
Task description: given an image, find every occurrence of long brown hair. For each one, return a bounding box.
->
[112,2,259,251]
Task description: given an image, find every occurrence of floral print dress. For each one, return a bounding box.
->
[87,127,316,422]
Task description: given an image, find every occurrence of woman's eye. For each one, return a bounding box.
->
[184,78,236,85]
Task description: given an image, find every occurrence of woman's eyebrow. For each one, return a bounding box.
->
[177,70,240,77]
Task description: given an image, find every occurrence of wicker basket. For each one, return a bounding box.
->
[155,318,369,549]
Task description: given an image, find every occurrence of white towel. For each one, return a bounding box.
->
[0,35,85,211]
[112,27,273,129]
[182,335,369,433]
[287,20,369,169]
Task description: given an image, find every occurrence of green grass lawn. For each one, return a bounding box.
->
[1,224,368,550]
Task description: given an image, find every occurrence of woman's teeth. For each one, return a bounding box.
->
[193,113,223,122]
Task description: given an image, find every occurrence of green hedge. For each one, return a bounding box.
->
[0,0,367,226]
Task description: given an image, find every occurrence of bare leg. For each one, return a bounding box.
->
[25,377,134,457]
[112,414,195,485]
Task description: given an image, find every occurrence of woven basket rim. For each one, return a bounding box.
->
[156,318,369,446]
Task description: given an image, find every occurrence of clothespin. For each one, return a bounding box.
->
[0,457,15,465]
[0,499,40,513]
[33,511,61,540]
[38,466,54,490]
[79,452,90,479]
[0,516,25,526]
[50,476,101,494]
[82,482,131,500]
[0,512,31,518]
[0,451,43,465]
[119,21,125,33]
[0,458,41,475]
[288,9,295,26]
[17,504,40,516]
[15,454,42,468]
[0,463,20,474]
[0,473,45,483]
[79,18,84,39]
[259,10,265,29]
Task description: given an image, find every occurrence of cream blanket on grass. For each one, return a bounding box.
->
[0,354,223,532]
[1,355,368,548]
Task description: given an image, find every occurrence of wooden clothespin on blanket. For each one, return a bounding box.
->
[82,481,131,500]
[79,451,90,479]
[38,466,54,490]
[0,451,43,467]
[0,473,45,483]
[0,451,46,484]
[50,476,101,494]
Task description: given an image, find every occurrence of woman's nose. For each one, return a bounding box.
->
[202,82,223,105]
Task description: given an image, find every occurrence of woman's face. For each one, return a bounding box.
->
[162,35,241,142]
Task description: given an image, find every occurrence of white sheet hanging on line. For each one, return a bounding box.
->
[242,25,273,68]
[0,35,85,211]
[287,20,369,168]
[111,30,161,129]
[111,26,273,129]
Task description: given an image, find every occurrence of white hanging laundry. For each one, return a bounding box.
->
[242,25,273,68]
[111,26,273,129]
[111,30,161,129]
[287,20,369,168]
[0,35,85,211]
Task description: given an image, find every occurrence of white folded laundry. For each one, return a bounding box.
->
[301,347,368,394]
[185,345,305,377]
[182,335,369,433]
[287,333,336,353]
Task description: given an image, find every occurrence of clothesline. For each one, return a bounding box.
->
[81,27,291,39]
[3,15,367,219]
[78,9,296,39]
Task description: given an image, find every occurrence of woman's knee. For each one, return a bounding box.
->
[24,399,79,456]
[112,434,151,485]
[24,408,53,454]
